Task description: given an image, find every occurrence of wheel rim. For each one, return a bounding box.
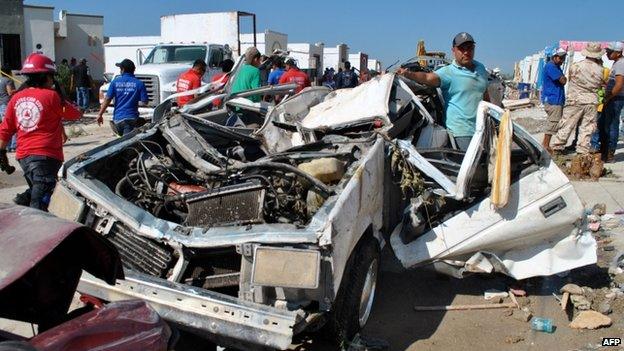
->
[358,258,378,327]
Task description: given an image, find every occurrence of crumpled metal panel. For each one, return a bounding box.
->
[0,204,122,290]
[29,300,171,351]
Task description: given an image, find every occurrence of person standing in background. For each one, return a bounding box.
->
[71,58,92,111]
[0,66,16,152]
[540,48,567,153]
[551,43,605,155]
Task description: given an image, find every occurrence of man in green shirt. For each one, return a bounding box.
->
[231,47,262,102]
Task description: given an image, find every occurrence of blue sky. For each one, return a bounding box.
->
[31,0,624,73]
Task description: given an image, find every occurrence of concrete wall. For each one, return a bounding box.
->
[54,12,105,79]
[240,30,287,56]
[368,59,382,72]
[23,5,55,60]
[287,42,324,81]
[104,36,161,73]
[348,52,368,73]
[0,0,25,68]
[161,12,240,56]
[323,44,348,70]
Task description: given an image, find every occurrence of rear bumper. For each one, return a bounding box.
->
[78,270,299,350]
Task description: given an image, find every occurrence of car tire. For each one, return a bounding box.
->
[326,236,380,346]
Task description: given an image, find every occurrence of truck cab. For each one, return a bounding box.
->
[100,43,232,117]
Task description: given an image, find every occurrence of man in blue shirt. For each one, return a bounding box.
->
[267,59,285,85]
[97,59,148,136]
[397,32,489,150]
[541,48,567,152]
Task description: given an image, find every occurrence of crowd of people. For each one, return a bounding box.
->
[541,41,624,164]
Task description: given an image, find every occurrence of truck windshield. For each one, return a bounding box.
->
[143,45,207,64]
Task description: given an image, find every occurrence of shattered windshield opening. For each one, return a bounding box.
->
[143,45,207,64]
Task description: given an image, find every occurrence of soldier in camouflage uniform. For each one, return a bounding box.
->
[552,42,607,154]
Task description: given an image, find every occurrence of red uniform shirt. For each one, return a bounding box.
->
[0,87,81,161]
[210,72,230,108]
[279,68,311,94]
[176,69,202,106]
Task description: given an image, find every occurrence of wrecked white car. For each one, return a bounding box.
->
[48,73,596,350]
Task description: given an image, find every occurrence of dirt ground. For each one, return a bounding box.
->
[288,236,623,351]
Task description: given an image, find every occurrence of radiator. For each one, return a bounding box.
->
[184,181,265,227]
[107,223,174,277]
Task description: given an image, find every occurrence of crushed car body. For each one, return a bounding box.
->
[47,71,596,349]
[0,204,171,351]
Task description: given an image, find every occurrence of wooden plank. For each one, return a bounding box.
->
[561,292,570,311]
[414,302,517,311]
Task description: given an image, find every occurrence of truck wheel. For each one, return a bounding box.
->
[326,236,380,346]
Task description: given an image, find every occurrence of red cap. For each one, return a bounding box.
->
[20,53,56,74]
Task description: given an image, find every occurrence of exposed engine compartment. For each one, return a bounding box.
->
[84,120,363,228]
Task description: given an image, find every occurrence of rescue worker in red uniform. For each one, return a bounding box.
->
[278,58,311,94]
[176,59,207,106]
[0,53,82,210]
[210,59,234,108]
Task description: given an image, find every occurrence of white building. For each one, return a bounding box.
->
[240,30,288,56]
[0,2,104,79]
[287,42,323,82]
[367,59,382,72]
[323,44,349,71]
[348,52,368,73]
[23,5,55,59]
[55,10,105,79]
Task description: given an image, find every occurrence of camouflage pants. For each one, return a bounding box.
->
[552,104,597,154]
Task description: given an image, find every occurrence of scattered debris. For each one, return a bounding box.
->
[484,289,509,300]
[596,300,613,315]
[560,283,584,295]
[414,302,517,311]
[509,288,526,297]
[512,308,533,322]
[588,222,601,232]
[504,335,525,344]
[502,98,533,110]
[530,317,554,333]
[569,311,612,329]
[570,295,592,310]
[491,297,504,304]
[508,292,520,309]
[561,292,570,311]
[592,203,607,216]
[565,154,605,180]
[345,334,389,351]
[587,214,600,223]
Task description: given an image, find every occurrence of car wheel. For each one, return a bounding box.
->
[326,236,380,346]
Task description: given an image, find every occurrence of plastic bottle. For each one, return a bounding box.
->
[531,317,554,333]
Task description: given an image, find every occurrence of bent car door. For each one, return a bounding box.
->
[392,102,596,279]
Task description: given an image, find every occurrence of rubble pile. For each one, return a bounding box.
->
[499,203,624,334]
[558,153,607,181]
[560,203,624,329]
